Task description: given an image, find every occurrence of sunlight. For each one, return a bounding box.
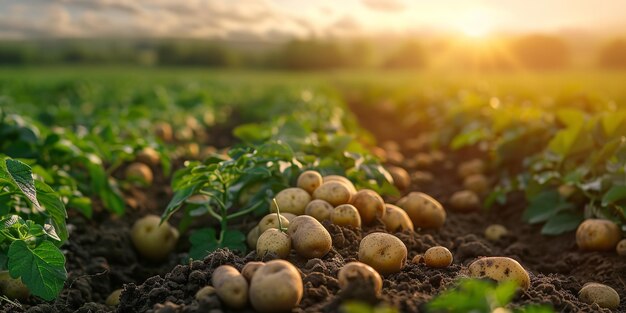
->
[454,8,494,38]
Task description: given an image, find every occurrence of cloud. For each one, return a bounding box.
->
[361,0,406,12]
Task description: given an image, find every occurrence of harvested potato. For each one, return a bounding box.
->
[463,174,489,195]
[352,189,385,225]
[576,219,621,251]
[242,262,265,282]
[617,239,626,256]
[249,260,303,313]
[424,246,453,268]
[195,285,216,301]
[125,162,153,186]
[358,232,407,275]
[105,289,123,306]
[305,199,333,222]
[297,170,323,194]
[338,262,383,296]
[136,147,160,167]
[211,265,248,309]
[247,225,260,249]
[468,257,530,290]
[485,224,508,241]
[323,175,357,195]
[281,212,297,222]
[411,171,434,184]
[271,188,311,215]
[411,254,424,265]
[381,204,414,232]
[0,271,29,301]
[154,121,173,142]
[396,192,446,229]
[331,204,362,228]
[314,181,353,206]
[449,190,481,213]
[578,282,620,309]
[258,213,290,233]
[131,215,179,261]
[256,228,291,259]
[386,165,410,190]
[458,159,485,178]
[288,215,332,259]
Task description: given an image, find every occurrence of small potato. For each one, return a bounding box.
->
[386,166,410,190]
[371,146,387,162]
[323,175,357,195]
[154,121,173,142]
[305,199,333,222]
[558,184,576,199]
[411,254,424,265]
[242,262,265,282]
[247,225,260,249]
[617,239,626,256]
[313,181,353,206]
[0,271,29,301]
[576,219,621,251]
[578,282,620,309]
[288,215,332,259]
[211,265,248,309]
[358,232,407,275]
[131,215,179,261]
[424,246,453,268]
[271,188,311,215]
[458,158,485,178]
[485,224,508,241]
[396,192,446,229]
[195,285,216,301]
[338,262,383,296]
[136,147,160,167]
[449,190,481,213]
[468,257,530,290]
[249,260,303,313]
[411,171,434,184]
[381,204,414,233]
[297,170,323,194]
[125,162,153,186]
[331,204,362,228]
[381,140,400,152]
[256,228,291,259]
[352,189,385,225]
[258,213,290,233]
[463,174,489,195]
[430,150,446,163]
[414,153,433,168]
[106,289,123,306]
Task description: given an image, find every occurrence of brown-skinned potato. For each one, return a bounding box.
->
[485,224,508,241]
[468,257,530,290]
[271,188,311,215]
[314,181,353,206]
[297,170,323,194]
[305,199,333,222]
[617,239,626,256]
[331,204,362,228]
[381,204,414,232]
[154,122,173,142]
[358,232,407,275]
[0,271,29,301]
[249,260,303,313]
[241,262,265,282]
[463,174,490,195]
[323,175,357,195]
[195,286,216,301]
[457,158,485,178]
[287,215,332,259]
[386,166,410,191]
[211,265,248,309]
[130,215,179,261]
[247,225,260,249]
[396,192,446,229]
[338,262,383,296]
[424,246,453,268]
[449,190,481,213]
[256,228,291,259]
[578,282,620,309]
[125,162,153,186]
[352,189,385,225]
[258,213,290,233]
[136,147,160,167]
[576,219,621,251]
[105,289,123,306]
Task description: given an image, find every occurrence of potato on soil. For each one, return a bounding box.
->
[381,204,414,232]
[313,181,353,206]
[271,187,311,215]
[241,262,265,282]
[371,146,387,162]
[457,158,485,178]
[297,170,323,194]
[195,285,216,301]
[258,213,290,233]
[463,174,489,195]
[105,289,123,306]
[358,232,407,275]
[338,262,383,296]
[331,204,362,228]
[323,175,358,194]
[617,239,626,256]
[211,265,248,309]
[430,150,446,162]
[136,147,160,167]
[131,215,179,261]
[424,246,453,268]
[0,271,29,301]
[449,190,481,213]
[414,153,433,168]
[578,282,620,309]
[575,219,621,251]
[125,162,153,186]
[468,257,530,290]
[411,254,424,264]
[352,189,385,225]
[485,224,508,241]
[154,121,173,142]
[256,228,291,259]
[249,260,303,313]
[287,215,332,259]
[396,192,446,229]
[386,165,410,190]
[247,225,260,249]
[305,199,333,222]
[381,140,400,152]
[411,171,434,184]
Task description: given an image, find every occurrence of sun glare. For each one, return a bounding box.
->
[454,9,494,38]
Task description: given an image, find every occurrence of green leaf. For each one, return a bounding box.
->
[8,240,67,301]
[5,159,41,211]
[556,109,585,128]
[523,191,562,224]
[34,180,68,242]
[450,129,488,150]
[541,210,583,235]
[162,186,196,223]
[68,196,92,219]
[602,185,626,206]
[189,228,246,260]
[548,126,582,157]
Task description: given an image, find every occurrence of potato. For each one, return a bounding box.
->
[281,212,297,222]
[154,121,173,142]
[617,239,626,256]
[323,175,357,195]
[287,215,332,259]
[396,192,446,229]
[558,184,576,199]
[449,190,481,213]
[305,199,333,222]
[271,188,311,215]
[105,288,123,306]
[211,265,248,309]
[125,162,153,186]
[136,147,160,167]
[424,246,453,268]
[258,213,290,233]
[249,260,303,313]
[411,171,434,184]
[0,271,29,301]
[297,170,323,194]
[576,219,621,251]
[578,282,620,309]
[331,204,362,228]
[458,158,485,178]
[485,224,508,241]
[313,181,353,206]
[463,174,489,195]
[352,189,385,225]
[430,150,446,163]
[247,225,260,249]
[468,257,530,290]
[131,215,179,261]
[256,228,291,259]
[382,140,400,152]
[195,285,216,301]
[411,254,424,265]
[358,232,407,275]
[381,204,414,232]
[414,153,433,168]
[371,146,387,162]
[386,166,410,190]
[338,262,383,296]
[242,262,265,282]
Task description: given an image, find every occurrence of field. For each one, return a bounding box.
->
[0,66,625,313]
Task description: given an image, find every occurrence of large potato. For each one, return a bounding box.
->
[256,229,291,259]
[578,282,620,309]
[576,219,621,251]
[211,265,248,309]
[396,192,446,229]
[457,158,485,178]
[463,174,489,195]
[258,213,290,233]
[131,215,179,261]
[468,257,530,290]
[352,189,385,225]
[331,204,362,228]
[386,165,410,191]
[358,232,407,275]
[297,170,323,194]
[271,188,311,215]
[449,190,481,213]
[288,216,332,259]
[424,246,453,268]
[247,225,260,249]
[323,175,357,195]
[249,260,303,313]
[314,181,353,206]
[305,199,333,222]
[381,204,414,233]
[338,262,383,296]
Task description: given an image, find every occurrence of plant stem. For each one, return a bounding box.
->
[226,201,263,219]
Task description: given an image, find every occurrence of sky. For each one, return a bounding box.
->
[1,0,625,40]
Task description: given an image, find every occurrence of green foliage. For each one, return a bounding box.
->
[341,301,399,313]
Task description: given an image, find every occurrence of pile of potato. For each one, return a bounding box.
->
[448,158,490,213]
